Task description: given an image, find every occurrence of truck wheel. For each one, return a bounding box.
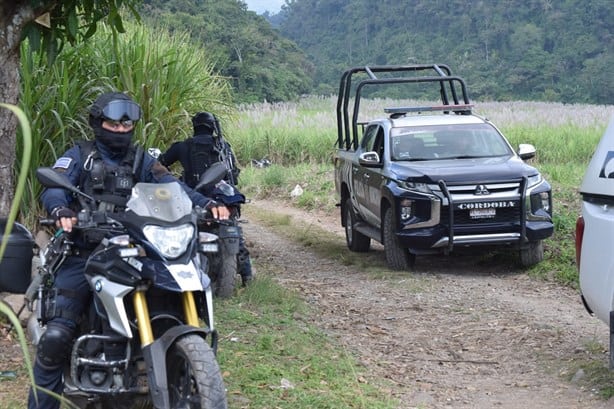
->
[344,198,370,252]
[383,208,415,270]
[520,240,544,267]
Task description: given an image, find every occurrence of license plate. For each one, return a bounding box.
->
[470,208,496,219]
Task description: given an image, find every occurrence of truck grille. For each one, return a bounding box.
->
[441,205,521,225]
[433,181,523,226]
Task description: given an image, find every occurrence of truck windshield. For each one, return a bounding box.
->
[390,123,513,161]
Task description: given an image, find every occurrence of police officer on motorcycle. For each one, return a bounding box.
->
[158,111,253,285]
[28,92,229,409]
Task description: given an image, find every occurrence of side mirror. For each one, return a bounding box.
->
[518,143,536,160]
[36,167,95,202]
[358,151,382,168]
[195,162,228,191]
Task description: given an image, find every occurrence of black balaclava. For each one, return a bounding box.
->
[88,92,141,154]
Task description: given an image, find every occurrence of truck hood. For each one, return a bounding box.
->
[389,156,539,184]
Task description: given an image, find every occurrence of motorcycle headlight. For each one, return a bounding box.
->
[143,223,194,259]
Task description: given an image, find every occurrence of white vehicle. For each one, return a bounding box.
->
[577,116,614,366]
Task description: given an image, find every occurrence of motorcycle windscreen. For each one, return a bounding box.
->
[127,182,192,222]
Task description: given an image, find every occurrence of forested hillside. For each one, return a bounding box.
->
[277,0,613,104]
[136,0,611,104]
[139,0,313,103]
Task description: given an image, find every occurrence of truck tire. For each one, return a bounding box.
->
[520,240,544,267]
[383,207,415,270]
[344,198,371,252]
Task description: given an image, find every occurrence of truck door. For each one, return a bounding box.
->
[351,126,376,218]
[364,126,385,226]
[354,125,385,226]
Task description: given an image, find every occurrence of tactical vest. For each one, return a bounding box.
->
[77,140,144,212]
[185,138,221,188]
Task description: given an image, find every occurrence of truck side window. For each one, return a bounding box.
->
[373,128,384,161]
[360,125,379,151]
[360,125,385,162]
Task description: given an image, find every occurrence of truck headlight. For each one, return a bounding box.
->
[398,180,431,193]
[526,174,543,188]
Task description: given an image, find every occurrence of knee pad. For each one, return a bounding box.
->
[36,322,75,370]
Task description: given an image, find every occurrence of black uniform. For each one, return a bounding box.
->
[159,115,253,283]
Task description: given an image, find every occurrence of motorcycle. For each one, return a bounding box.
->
[196,163,246,299]
[25,167,228,409]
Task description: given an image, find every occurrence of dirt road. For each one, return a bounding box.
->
[1,198,612,408]
[244,199,613,409]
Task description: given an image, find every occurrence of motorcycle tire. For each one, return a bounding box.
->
[213,250,238,299]
[167,334,228,409]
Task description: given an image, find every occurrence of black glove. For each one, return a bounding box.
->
[51,206,76,222]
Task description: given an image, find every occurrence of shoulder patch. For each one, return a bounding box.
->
[53,157,73,170]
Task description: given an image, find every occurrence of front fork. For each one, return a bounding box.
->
[132,288,215,347]
[134,288,216,409]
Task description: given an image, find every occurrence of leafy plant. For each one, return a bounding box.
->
[18,22,232,228]
[0,103,34,406]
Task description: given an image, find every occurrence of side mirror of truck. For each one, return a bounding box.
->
[518,144,536,160]
[358,151,383,168]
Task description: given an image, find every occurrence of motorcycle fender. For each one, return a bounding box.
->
[218,225,241,254]
[143,325,210,409]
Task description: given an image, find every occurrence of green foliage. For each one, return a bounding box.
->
[139,0,313,103]
[0,103,34,407]
[18,21,231,226]
[278,0,614,104]
[22,0,142,63]
[0,103,32,257]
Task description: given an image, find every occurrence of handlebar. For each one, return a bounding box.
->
[39,218,56,227]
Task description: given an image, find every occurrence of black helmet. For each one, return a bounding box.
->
[89,92,141,124]
[192,112,216,134]
[88,92,141,153]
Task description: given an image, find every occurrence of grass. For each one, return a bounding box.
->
[215,276,398,408]
[4,98,614,405]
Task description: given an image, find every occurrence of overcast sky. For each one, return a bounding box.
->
[243,0,284,14]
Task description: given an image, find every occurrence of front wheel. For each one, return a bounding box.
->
[167,334,228,409]
[520,240,544,267]
[212,250,238,298]
[383,207,415,270]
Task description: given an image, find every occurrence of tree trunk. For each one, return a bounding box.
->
[0,1,35,217]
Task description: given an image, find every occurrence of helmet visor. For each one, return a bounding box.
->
[102,100,141,121]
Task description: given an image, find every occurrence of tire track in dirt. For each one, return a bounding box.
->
[243,199,613,409]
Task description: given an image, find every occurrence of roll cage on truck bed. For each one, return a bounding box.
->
[336,64,472,150]
[333,64,553,270]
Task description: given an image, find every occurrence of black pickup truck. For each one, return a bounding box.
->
[334,64,553,269]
